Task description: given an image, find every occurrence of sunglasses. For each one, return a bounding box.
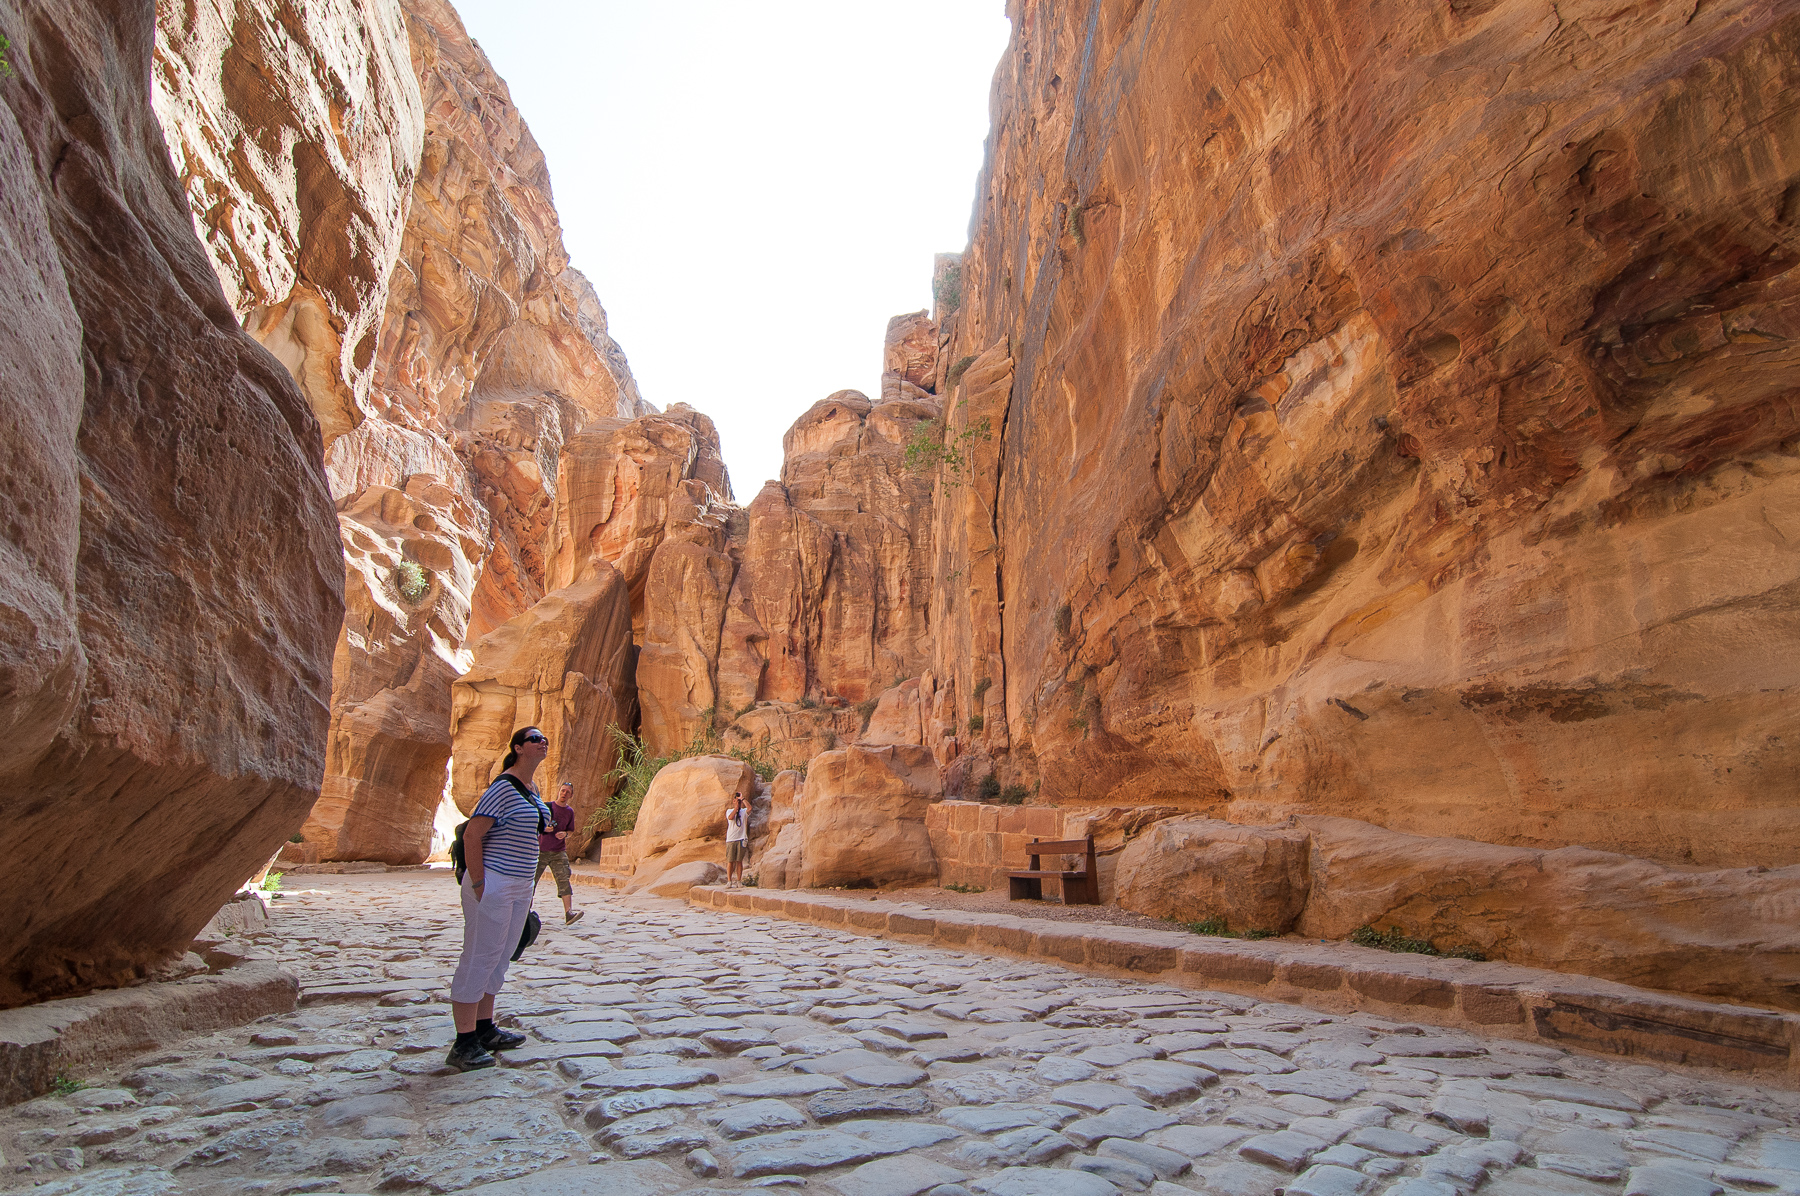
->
[521,734,548,745]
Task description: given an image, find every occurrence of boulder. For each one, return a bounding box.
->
[643,861,725,898]
[1113,818,1313,934]
[633,757,757,859]
[799,745,942,889]
[449,566,637,858]
[757,824,806,891]
[767,771,804,838]
[861,679,926,747]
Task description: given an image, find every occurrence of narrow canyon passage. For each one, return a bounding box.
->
[1,874,1795,1194]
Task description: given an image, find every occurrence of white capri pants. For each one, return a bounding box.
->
[449,873,535,1003]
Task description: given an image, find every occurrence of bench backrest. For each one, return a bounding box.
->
[1026,837,1095,862]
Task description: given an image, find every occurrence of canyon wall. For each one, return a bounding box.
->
[154,0,654,864]
[0,0,342,1006]
[922,0,1800,868]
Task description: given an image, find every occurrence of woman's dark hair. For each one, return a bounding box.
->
[502,726,542,771]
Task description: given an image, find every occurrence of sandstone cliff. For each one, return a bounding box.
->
[925,0,1800,868]
[154,0,655,863]
[0,0,342,1006]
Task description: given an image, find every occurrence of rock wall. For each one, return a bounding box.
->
[154,0,656,862]
[925,0,1800,867]
[0,0,342,1006]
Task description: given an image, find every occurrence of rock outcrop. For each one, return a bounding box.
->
[152,0,425,447]
[448,564,636,858]
[799,744,942,889]
[923,0,1800,868]
[153,0,655,865]
[0,0,342,1006]
[626,756,759,887]
[1110,814,1800,1011]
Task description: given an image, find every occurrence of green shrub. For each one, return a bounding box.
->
[1065,202,1086,246]
[1054,603,1072,637]
[0,35,14,80]
[735,700,758,718]
[1180,915,1276,941]
[972,676,992,702]
[394,561,430,603]
[799,696,818,710]
[904,408,992,489]
[934,262,962,314]
[967,713,984,734]
[742,875,759,888]
[976,773,1001,802]
[946,354,977,387]
[944,882,986,894]
[287,833,304,843]
[999,783,1030,805]
[1349,924,1485,961]
[259,872,284,893]
[50,1074,84,1096]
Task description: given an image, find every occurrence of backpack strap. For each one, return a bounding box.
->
[495,773,550,833]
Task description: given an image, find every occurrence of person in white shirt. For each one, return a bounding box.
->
[723,794,750,887]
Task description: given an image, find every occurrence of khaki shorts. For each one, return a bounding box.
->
[726,840,747,863]
[535,851,572,897]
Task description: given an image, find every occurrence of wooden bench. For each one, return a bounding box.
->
[1007,836,1099,905]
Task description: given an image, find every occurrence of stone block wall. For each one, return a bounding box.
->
[925,801,1064,891]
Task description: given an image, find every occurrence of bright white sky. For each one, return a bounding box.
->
[448,0,1014,496]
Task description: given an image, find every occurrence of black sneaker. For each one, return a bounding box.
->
[445,1038,496,1072]
[478,1025,527,1052]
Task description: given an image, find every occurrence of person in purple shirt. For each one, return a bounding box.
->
[534,781,583,925]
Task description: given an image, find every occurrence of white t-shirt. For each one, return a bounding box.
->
[725,805,748,842]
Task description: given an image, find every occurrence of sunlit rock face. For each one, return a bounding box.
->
[153,0,653,864]
[926,0,1800,868]
[0,0,341,1006]
[152,0,425,447]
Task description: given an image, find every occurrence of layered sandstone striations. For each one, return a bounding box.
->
[152,0,425,447]
[924,0,1800,867]
[0,0,342,1005]
[156,0,656,861]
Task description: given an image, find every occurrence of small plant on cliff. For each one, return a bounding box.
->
[999,783,1030,805]
[934,261,962,314]
[1065,202,1086,247]
[972,676,992,702]
[288,833,305,843]
[259,872,284,893]
[50,1074,84,1096]
[799,696,818,710]
[904,407,992,489]
[945,354,977,388]
[854,697,880,733]
[741,874,759,888]
[394,560,430,603]
[967,713,985,734]
[976,773,1001,802]
[1350,923,1485,961]
[0,35,15,80]
[1054,603,1073,638]
[735,700,758,718]
[595,725,670,836]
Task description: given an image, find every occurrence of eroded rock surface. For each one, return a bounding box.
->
[800,744,943,889]
[924,0,1800,868]
[0,0,342,1006]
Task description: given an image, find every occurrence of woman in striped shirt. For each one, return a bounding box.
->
[446,725,554,1072]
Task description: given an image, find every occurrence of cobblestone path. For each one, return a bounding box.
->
[3,872,1797,1196]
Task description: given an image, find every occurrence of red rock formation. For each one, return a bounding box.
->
[152,0,424,447]
[928,0,1800,868]
[0,0,341,1006]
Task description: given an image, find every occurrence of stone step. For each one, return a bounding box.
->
[570,864,631,891]
[685,885,1800,1084]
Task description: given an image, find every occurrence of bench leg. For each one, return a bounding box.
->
[1009,876,1042,901]
[1066,875,1098,905]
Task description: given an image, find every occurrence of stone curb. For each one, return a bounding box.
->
[0,962,299,1107]
[686,887,1800,1084]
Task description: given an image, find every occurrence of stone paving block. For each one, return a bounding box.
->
[1489,1077,1643,1112]
[1429,1093,1491,1136]
[582,1087,716,1126]
[1074,1152,1158,1190]
[721,1074,849,1098]
[1623,1170,1726,1196]
[829,1154,969,1196]
[1248,1070,1366,1102]
[1053,1081,1152,1111]
[1238,1130,1329,1172]
[953,1124,1078,1167]
[1114,1060,1215,1104]
[837,1120,962,1152]
[1348,1126,1436,1155]
[1287,1117,1353,1144]
[728,1128,892,1177]
[1099,1137,1192,1178]
[942,1103,1080,1133]
[1286,1163,1372,1196]
[1063,1105,1182,1147]
[704,1098,810,1138]
[809,1088,932,1122]
[843,1063,928,1088]
[1312,1144,1375,1169]
[930,1071,1042,1106]
[1148,1124,1249,1158]
[971,1165,1121,1195]
[453,1160,686,1194]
